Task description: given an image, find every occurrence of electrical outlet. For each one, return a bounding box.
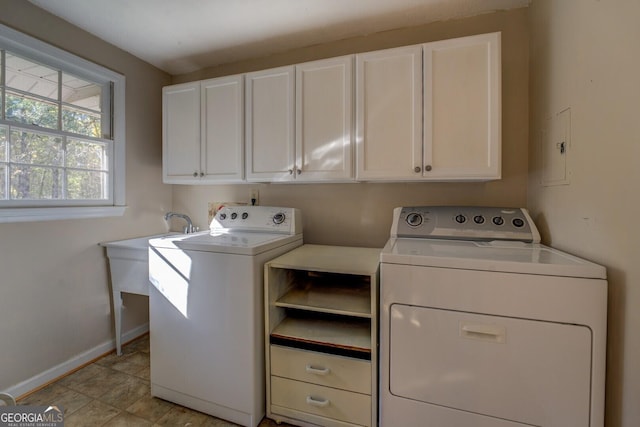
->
[250,189,259,206]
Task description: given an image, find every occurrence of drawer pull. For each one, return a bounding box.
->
[305,364,331,376]
[306,395,330,408]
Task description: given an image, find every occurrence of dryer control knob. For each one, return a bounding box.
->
[492,216,505,226]
[455,214,467,224]
[406,213,423,227]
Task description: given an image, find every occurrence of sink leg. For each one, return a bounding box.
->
[114,290,123,356]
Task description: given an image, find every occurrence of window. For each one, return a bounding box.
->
[0,24,125,222]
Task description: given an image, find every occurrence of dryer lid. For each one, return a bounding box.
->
[381,238,606,279]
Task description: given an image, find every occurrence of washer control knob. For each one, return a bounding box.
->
[512,218,525,228]
[219,213,227,220]
[242,212,249,220]
[231,212,238,220]
[473,215,485,224]
[455,214,467,224]
[273,212,286,225]
[492,216,505,226]
[406,213,423,227]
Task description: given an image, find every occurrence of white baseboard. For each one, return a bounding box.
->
[4,323,149,399]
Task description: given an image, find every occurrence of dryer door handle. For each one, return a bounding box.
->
[460,322,506,343]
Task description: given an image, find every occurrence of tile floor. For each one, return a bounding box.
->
[19,334,292,427]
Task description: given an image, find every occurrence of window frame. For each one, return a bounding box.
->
[0,23,125,223]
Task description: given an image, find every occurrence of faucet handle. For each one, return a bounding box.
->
[183,224,199,234]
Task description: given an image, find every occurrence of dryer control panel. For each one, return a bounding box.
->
[391,206,540,243]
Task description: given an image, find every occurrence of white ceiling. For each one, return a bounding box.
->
[29,0,529,75]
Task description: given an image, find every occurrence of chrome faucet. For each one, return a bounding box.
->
[164,212,197,234]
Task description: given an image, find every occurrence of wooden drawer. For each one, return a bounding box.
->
[271,376,371,427]
[270,345,371,394]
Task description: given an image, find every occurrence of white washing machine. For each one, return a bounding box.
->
[148,206,302,427]
[379,206,607,427]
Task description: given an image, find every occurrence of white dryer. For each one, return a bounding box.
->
[379,206,607,427]
[149,206,302,427]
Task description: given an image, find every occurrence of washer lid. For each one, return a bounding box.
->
[149,231,302,255]
[381,238,606,279]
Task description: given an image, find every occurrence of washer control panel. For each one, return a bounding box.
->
[391,206,540,243]
[211,206,302,235]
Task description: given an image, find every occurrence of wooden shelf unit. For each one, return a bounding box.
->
[265,244,380,427]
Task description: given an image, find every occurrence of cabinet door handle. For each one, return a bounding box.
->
[288,169,293,175]
[425,164,433,172]
[193,172,198,177]
[297,169,302,175]
[305,364,330,376]
[200,172,204,177]
[306,396,330,408]
[414,166,421,173]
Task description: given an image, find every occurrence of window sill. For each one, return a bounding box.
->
[0,206,127,223]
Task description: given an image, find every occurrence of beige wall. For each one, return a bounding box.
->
[0,1,172,394]
[171,8,530,249]
[528,1,640,426]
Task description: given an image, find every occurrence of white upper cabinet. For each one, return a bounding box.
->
[163,82,200,182]
[356,46,423,181]
[163,32,501,184]
[245,66,296,182]
[246,58,354,183]
[423,32,501,180]
[201,75,245,181]
[356,32,501,181]
[295,56,353,182]
[162,75,244,184]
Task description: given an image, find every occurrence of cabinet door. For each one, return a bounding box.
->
[201,75,244,182]
[296,56,353,182]
[423,32,501,180]
[245,66,295,182]
[356,45,423,180]
[162,82,200,183]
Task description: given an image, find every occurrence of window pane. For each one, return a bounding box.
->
[6,91,58,129]
[0,126,6,162]
[63,107,101,137]
[67,169,107,200]
[10,129,63,166]
[10,165,63,199]
[0,164,6,199]
[5,52,59,100]
[66,138,107,170]
[62,73,102,112]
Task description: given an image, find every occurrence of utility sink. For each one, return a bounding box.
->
[100,233,178,354]
[102,233,178,293]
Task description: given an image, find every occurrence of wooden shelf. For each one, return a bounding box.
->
[271,317,371,353]
[275,279,371,318]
